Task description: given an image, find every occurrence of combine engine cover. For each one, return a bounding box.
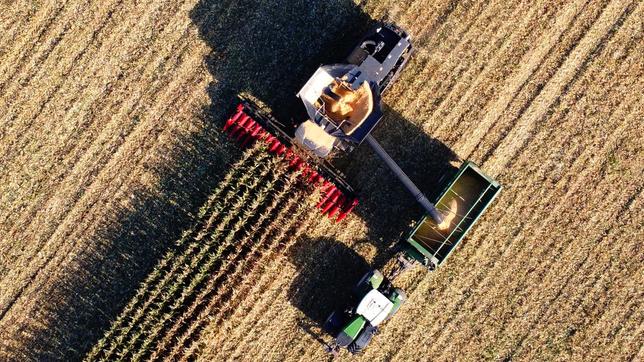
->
[294,120,336,158]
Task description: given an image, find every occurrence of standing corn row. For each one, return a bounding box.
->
[86,142,316,361]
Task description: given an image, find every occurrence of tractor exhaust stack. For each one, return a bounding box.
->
[365,134,444,225]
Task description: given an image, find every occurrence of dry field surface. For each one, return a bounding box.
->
[0,0,642,361]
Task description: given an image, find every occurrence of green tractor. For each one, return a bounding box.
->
[323,270,405,355]
[323,162,501,355]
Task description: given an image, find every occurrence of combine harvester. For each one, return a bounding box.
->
[223,23,501,355]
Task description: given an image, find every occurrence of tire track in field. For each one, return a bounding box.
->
[372,1,608,354]
[381,63,638,361]
[469,3,641,164]
[0,0,197,263]
[0,36,202,315]
[440,43,640,360]
[453,0,590,162]
[467,0,609,161]
[413,0,543,138]
[0,72,211,360]
[428,101,641,360]
[428,0,588,145]
[0,1,72,96]
[485,0,636,176]
[462,14,641,267]
[424,86,641,360]
[398,67,640,360]
[0,52,205,327]
[481,0,637,168]
[393,0,503,113]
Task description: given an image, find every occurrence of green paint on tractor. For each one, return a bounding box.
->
[342,315,368,340]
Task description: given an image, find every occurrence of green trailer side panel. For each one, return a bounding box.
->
[406,161,501,267]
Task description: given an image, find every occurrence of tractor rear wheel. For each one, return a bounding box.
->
[347,324,377,354]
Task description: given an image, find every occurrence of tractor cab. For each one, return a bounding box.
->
[324,270,406,355]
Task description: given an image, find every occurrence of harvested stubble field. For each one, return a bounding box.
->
[0,0,642,361]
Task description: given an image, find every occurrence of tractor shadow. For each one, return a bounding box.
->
[288,237,371,328]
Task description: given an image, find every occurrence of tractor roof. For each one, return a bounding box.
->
[356,289,394,327]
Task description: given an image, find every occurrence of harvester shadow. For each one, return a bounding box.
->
[21,121,235,361]
[189,0,461,266]
[48,1,376,359]
[190,0,375,123]
[190,0,460,350]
